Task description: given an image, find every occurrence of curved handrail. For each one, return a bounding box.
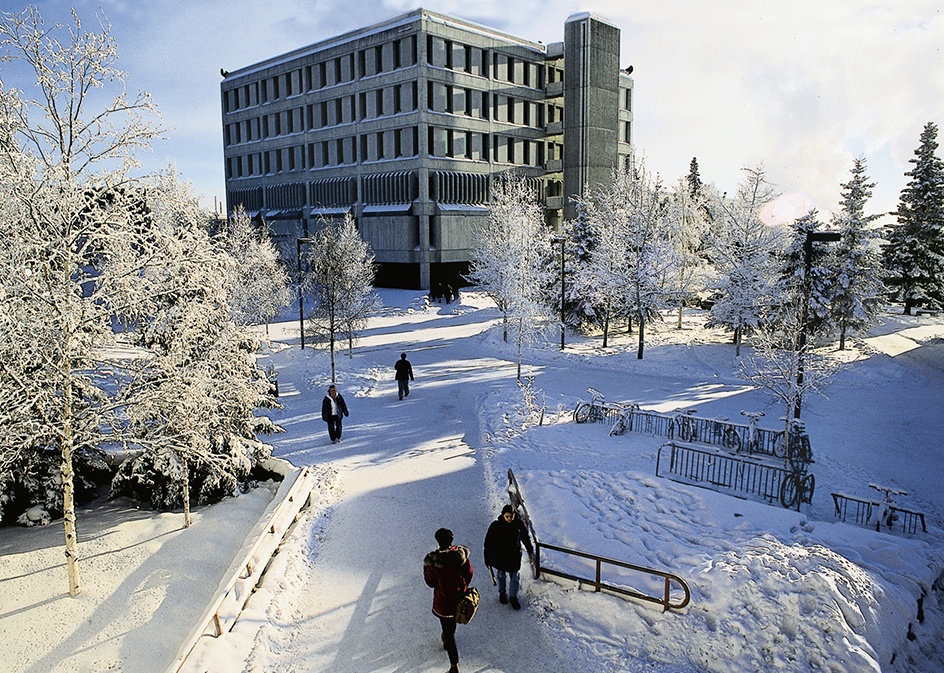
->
[506,469,691,612]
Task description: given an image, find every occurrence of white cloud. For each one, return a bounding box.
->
[10,0,944,216]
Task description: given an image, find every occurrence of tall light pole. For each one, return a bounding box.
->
[794,230,840,418]
[552,237,566,349]
[297,237,314,349]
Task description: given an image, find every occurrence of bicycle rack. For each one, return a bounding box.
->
[655,443,811,508]
[507,469,691,612]
[831,492,927,535]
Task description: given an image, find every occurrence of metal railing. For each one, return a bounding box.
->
[506,469,691,613]
[655,443,797,504]
[831,492,927,535]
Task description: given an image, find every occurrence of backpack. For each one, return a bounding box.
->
[455,587,479,624]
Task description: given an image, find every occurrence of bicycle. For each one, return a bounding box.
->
[868,483,906,532]
[779,464,815,510]
[738,411,765,454]
[670,408,698,442]
[574,388,626,425]
[609,403,641,436]
[773,418,813,470]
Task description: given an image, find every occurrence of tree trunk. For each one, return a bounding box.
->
[182,456,192,528]
[839,320,847,351]
[677,305,683,330]
[602,311,609,348]
[637,313,645,359]
[62,293,81,596]
[516,318,523,382]
[735,319,742,358]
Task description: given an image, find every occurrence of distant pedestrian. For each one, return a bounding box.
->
[424,528,472,673]
[484,504,533,610]
[321,384,349,444]
[394,352,414,400]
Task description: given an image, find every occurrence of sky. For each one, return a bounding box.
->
[3,0,943,223]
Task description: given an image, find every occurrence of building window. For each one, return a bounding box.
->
[377,132,385,159]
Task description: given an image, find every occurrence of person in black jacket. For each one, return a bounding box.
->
[483,504,533,610]
[394,352,414,400]
[424,528,472,673]
[321,384,349,444]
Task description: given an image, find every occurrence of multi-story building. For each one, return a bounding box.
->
[221,9,633,290]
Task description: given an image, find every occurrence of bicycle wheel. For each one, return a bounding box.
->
[574,403,591,423]
[724,429,742,452]
[773,433,787,458]
[779,474,800,509]
[800,473,815,504]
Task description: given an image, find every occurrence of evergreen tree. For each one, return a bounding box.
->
[687,157,703,200]
[829,157,884,349]
[883,122,944,314]
[776,210,834,338]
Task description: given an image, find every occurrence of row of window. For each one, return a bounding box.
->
[225,128,553,178]
[223,32,571,114]
[224,36,419,112]
[224,84,565,147]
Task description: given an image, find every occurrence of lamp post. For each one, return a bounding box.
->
[297,237,314,349]
[552,237,566,349]
[793,230,841,418]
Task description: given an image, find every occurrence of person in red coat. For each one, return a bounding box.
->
[423,528,472,673]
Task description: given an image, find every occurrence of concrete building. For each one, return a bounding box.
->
[220,9,632,290]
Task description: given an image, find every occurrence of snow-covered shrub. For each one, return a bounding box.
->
[110,434,272,510]
[0,445,113,526]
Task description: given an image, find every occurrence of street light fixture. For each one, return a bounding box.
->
[552,237,566,349]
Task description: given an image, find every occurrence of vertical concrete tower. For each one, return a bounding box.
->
[562,13,622,220]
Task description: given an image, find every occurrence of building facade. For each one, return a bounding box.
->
[221,9,633,290]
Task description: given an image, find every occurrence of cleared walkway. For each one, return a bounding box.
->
[247,309,571,673]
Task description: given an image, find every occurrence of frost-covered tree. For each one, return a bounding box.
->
[666,169,712,329]
[219,206,292,336]
[0,7,164,595]
[738,299,843,434]
[776,210,835,337]
[829,157,884,349]
[572,161,679,358]
[883,122,944,315]
[468,173,553,379]
[111,170,279,527]
[709,164,783,356]
[301,213,377,382]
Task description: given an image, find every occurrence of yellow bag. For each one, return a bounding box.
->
[455,587,479,624]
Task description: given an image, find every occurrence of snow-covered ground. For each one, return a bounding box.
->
[3,289,943,673]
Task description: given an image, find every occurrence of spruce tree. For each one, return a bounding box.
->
[883,122,944,315]
[829,157,884,349]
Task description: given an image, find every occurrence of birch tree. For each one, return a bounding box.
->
[572,161,678,358]
[111,170,279,526]
[0,7,164,595]
[709,165,783,356]
[468,173,553,379]
[301,213,377,382]
[219,206,293,335]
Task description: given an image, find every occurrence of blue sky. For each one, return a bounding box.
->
[4,0,943,223]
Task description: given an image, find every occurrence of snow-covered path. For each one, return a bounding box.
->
[243,303,572,673]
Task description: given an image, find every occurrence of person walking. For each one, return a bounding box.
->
[394,352,414,400]
[483,504,533,610]
[423,528,472,673]
[321,384,349,444]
